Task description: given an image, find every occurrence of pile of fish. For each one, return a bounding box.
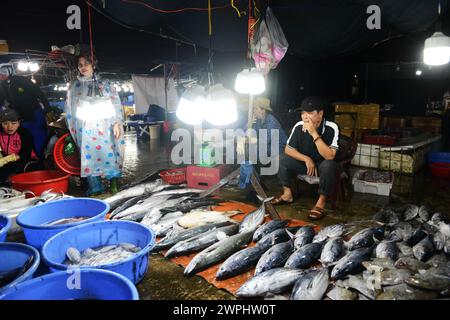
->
[148,197,449,300]
[236,204,450,300]
[0,190,71,234]
[65,243,142,267]
[104,179,239,237]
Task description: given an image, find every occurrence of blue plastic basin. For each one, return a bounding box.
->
[0,215,12,242]
[428,152,450,164]
[0,269,139,300]
[42,220,155,284]
[16,198,109,250]
[0,243,40,293]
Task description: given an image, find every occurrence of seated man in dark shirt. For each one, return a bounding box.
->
[0,108,40,184]
[271,96,340,220]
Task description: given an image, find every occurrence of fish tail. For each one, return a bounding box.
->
[256,195,275,203]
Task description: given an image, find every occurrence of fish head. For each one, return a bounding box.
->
[373,227,385,241]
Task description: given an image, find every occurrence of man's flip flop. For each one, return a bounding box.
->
[271,196,293,206]
[308,206,325,220]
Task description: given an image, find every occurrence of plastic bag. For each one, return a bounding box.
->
[251,7,289,75]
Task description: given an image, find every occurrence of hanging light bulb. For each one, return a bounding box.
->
[28,62,40,72]
[424,2,450,66]
[205,84,238,126]
[234,68,266,95]
[176,84,206,126]
[31,76,36,84]
[424,32,450,66]
[17,61,29,72]
[416,69,423,76]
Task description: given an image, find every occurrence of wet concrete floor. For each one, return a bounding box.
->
[100,133,450,300]
[11,132,449,300]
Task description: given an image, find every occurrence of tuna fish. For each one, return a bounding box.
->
[313,224,346,243]
[417,205,432,223]
[394,257,431,273]
[236,268,306,298]
[104,179,164,210]
[433,231,446,252]
[255,241,294,275]
[331,247,373,280]
[405,265,450,291]
[347,227,384,251]
[320,237,346,267]
[403,204,419,221]
[285,242,323,269]
[152,222,232,252]
[164,224,239,258]
[239,196,274,233]
[216,246,265,280]
[375,241,399,261]
[290,268,329,300]
[376,283,438,300]
[294,226,316,249]
[373,209,401,226]
[412,236,435,262]
[253,220,290,243]
[177,210,239,229]
[256,228,297,252]
[184,230,254,276]
[404,227,427,247]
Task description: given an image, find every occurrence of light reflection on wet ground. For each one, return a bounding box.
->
[72,132,450,299]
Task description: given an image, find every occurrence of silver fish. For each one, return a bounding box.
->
[104,179,164,209]
[140,197,190,226]
[216,246,265,280]
[291,268,329,300]
[412,236,435,262]
[375,241,399,261]
[403,204,419,221]
[394,257,430,273]
[236,268,306,298]
[336,275,378,300]
[376,283,438,300]
[433,231,446,251]
[331,247,373,280]
[294,226,316,249]
[255,241,294,275]
[184,230,254,276]
[239,196,274,233]
[313,224,346,243]
[164,224,239,258]
[320,237,345,267]
[417,205,432,223]
[253,220,290,243]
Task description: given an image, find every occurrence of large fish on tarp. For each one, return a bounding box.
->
[184,230,255,276]
[177,210,240,229]
[216,246,266,280]
[236,268,306,298]
[152,222,233,252]
[253,220,290,243]
[239,196,274,233]
[290,268,329,300]
[104,179,164,210]
[165,224,239,259]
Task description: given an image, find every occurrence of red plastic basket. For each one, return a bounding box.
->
[430,162,450,179]
[53,133,81,176]
[10,170,70,198]
[362,135,397,146]
[159,168,187,185]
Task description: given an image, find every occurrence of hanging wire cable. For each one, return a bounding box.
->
[120,0,235,13]
[231,0,245,17]
[87,1,95,66]
[207,0,214,87]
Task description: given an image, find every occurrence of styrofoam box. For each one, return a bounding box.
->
[351,144,380,168]
[352,170,394,196]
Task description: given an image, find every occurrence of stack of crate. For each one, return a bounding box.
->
[334,104,380,141]
[409,117,442,135]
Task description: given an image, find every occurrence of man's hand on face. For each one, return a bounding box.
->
[303,115,318,137]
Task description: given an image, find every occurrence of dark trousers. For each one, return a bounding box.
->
[278,154,339,197]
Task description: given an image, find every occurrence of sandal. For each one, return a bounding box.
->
[309,206,325,220]
[271,196,293,206]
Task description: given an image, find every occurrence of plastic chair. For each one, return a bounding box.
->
[295,135,357,210]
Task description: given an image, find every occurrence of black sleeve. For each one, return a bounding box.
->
[31,82,50,111]
[17,128,35,163]
[286,123,302,151]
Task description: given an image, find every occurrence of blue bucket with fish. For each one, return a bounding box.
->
[42,220,155,284]
[0,215,12,242]
[0,243,40,293]
[0,269,139,300]
[16,198,109,250]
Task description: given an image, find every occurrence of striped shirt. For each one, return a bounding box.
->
[286,120,340,163]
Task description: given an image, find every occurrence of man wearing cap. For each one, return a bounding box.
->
[0,108,40,184]
[271,96,340,220]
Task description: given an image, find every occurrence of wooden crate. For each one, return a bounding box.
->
[334,104,380,129]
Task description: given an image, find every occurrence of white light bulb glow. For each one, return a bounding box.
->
[205,84,238,126]
[176,84,206,126]
[234,68,266,95]
[424,32,450,66]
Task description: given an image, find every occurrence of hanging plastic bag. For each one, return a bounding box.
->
[252,7,289,75]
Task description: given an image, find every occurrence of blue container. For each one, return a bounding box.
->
[0,243,40,293]
[0,215,12,242]
[16,198,109,250]
[428,152,450,164]
[42,220,155,284]
[0,269,139,300]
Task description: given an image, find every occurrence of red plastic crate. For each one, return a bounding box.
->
[187,165,231,190]
[362,135,397,146]
[430,162,450,179]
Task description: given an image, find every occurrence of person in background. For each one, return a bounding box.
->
[0,108,41,184]
[65,54,125,196]
[271,96,340,221]
[0,71,50,160]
